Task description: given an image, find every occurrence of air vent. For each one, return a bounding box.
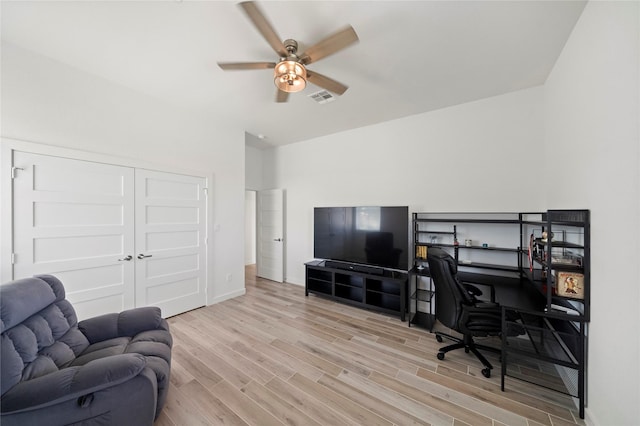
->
[308,90,336,104]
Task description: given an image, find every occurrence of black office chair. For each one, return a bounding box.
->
[427,247,504,378]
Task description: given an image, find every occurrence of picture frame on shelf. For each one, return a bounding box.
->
[556,271,585,299]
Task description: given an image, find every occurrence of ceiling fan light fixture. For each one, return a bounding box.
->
[274,60,307,93]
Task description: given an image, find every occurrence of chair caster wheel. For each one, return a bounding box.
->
[436,335,443,343]
[464,348,470,353]
[437,352,445,360]
[482,368,491,378]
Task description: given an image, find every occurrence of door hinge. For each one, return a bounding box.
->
[11,253,16,264]
[11,167,24,179]
[205,237,209,246]
[203,187,208,197]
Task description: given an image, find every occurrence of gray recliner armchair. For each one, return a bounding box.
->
[1,275,172,425]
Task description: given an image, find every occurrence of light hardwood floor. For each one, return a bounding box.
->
[155,266,584,426]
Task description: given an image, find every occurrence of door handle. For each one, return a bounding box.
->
[118,255,133,261]
[273,238,282,242]
[137,254,153,259]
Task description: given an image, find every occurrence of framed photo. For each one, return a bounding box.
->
[556,272,584,299]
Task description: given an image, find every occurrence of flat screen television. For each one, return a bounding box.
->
[314,206,409,271]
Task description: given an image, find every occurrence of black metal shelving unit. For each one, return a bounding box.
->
[407,266,435,330]
[504,209,590,419]
[409,212,524,330]
[410,210,590,419]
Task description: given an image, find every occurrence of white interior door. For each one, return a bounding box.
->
[134,169,207,318]
[12,152,135,320]
[257,189,284,282]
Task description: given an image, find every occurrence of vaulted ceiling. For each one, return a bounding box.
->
[1,1,586,148]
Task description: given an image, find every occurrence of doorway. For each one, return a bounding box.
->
[244,189,284,282]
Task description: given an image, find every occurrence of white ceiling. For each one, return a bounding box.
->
[1,1,586,148]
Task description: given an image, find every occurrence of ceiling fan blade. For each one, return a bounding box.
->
[218,62,276,71]
[276,89,290,103]
[299,25,359,65]
[307,71,348,95]
[239,1,287,58]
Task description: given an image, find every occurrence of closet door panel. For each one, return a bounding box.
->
[12,152,135,320]
[134,169,207,318]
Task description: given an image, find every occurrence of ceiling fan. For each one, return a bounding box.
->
[218,1,359,103]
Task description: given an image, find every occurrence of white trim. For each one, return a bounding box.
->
[208,288,246,305]
[1,142,14,283]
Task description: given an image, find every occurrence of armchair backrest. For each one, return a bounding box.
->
[427,248,472,329]
[1,275,90,396]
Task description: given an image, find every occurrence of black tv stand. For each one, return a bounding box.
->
[323,260,385,276]
[305,260,408,320]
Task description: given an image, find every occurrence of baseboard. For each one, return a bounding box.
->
[583,407,596,426]
[285,275,304,286]
[208,288,246,305]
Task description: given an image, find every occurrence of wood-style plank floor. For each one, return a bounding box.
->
[155,265,584,426]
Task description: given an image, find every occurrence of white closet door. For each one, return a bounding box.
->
[12,152,135,320]
[134,169,207,318]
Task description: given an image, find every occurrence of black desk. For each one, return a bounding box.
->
[457,271,545,311]
[407,267,545,332]
[438,269,585,417]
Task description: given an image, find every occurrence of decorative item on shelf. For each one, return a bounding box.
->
[482,243,489,248]
[430,235,438,244]
[551,252,583,266]
[548,303,580,316]
[556,272,585,299]
[454,238,459,246]
[465,239,472,247]
[541,231,554,242]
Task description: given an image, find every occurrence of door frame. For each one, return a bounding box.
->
[244,190,257,266]
[0,138,212,294]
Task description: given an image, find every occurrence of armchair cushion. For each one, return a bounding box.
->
[78,306,164,344]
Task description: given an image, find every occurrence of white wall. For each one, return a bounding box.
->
[245,144,264,190]
[245,143,263,267]
[263,86,545,285]
[544,2,639,424]
[1,42,247,305]
[263,2,640,423]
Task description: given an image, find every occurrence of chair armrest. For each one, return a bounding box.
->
[460,304,502,335]
[461,303,502,321]
[475,302,499,309]
[1,353,146,414]
[462,283,483,297]
[461,282,496,303]
[463,303,501,316]
[79,307,163,343]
